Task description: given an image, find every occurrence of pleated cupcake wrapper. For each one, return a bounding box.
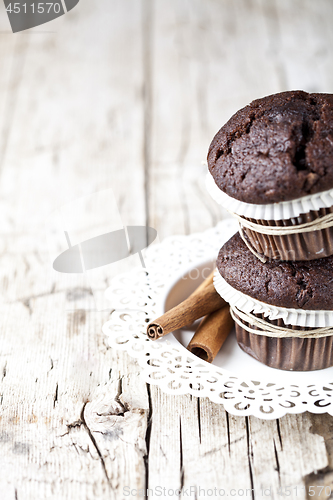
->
[241,206,333,261]
[213,270,333,328]
[206,171,333,220]
[234,314,333,371]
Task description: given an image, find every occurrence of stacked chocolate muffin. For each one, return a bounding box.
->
[207,91,333,371]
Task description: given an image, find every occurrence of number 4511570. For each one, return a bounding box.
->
[6,3,61,14]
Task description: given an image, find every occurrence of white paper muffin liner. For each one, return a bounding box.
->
[213,269,333,328]
[206,171,333,221]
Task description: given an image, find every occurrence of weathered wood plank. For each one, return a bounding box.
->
[247,415,328,499]
[0,1,150,499]
[147,1,333,499]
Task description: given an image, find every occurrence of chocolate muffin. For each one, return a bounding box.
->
[208,91,333,204]
[214,233,333,370]
[207,91,333,261]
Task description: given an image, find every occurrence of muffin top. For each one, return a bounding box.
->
[217,233,333,310]
[208,91,333,204]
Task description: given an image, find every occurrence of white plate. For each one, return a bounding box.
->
[103,220,333,419]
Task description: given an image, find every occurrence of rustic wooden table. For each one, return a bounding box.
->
[1,1,333,498]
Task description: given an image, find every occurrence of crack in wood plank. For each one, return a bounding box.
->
[2,362,7,382]
[144,384,152,500]
[197,398,201,444]
[53,384,58,409]
[108,378,130,417]
[81,402,112,488]
[179,416,184,492]
[245,417,255,500]
[276,418,283,450]
[273,439,281,486]
[226,411,231,455]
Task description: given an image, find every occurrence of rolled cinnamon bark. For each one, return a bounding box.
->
[147,270,226,340]
[187,306,234,362]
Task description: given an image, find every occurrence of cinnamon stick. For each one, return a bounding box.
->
[147,270,226,340]
[187,306,234,363]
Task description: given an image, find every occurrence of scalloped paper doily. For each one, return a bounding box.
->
[103,220,333,419]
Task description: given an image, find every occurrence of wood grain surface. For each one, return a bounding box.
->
[1,1,333,499]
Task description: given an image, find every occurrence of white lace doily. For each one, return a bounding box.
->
[103,220,333,419]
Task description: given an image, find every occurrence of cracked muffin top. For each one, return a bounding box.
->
[217,233,333,310]
[208,90,333,204]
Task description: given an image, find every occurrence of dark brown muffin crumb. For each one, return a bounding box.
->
[208,91,333,204]
[217,232,333,310]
